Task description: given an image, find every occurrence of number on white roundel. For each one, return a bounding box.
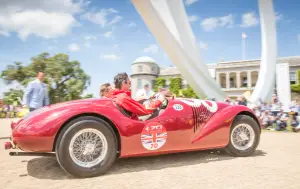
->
[173,104,183,111]
[179,99,218,113]
[141,124,167,151]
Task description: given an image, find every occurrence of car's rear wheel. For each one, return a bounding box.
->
[225,115,260,157]
[55,116,117,178]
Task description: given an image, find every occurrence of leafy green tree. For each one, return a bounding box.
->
[2,89,24,105]
[154,77,166,92]
[1,52,92,104]
[181,84,199,98]
[291,84,300,93]
[291,69,300,93]
[169,77,182,96]
[82,94,94,99]
[297,70,300,84]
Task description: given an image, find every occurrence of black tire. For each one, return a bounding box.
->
[224,115,260,157]
[55,116,118,178]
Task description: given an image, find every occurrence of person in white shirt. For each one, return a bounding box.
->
[136,84,154,102]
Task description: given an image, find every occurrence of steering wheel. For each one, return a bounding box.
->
[149,92,169,109]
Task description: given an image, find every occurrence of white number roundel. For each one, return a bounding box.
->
[173,104,183,111]
[179,99,218,113]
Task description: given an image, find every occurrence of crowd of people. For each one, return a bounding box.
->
[224,94,300,132]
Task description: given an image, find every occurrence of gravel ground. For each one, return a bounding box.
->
[0,118,299,189]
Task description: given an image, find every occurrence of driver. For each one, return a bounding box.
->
[110,72,166,120]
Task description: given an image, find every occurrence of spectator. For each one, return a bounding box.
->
[136,84,154,102]
[237,95,247,106]
[274,109,289,131]
[290,112,299,127]
[22,72,50,112]
[100,83,112,98]
[260,110,272,129]
[292,124,300,132]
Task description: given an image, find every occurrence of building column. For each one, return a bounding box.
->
[247,71,252,88]
[216,73,220,87]
[236,72,241,88]
[226,72,230,89]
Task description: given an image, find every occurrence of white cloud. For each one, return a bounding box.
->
[200,14,234,32]
[219,14,234,27]
[143,44,159,54]
[101,54,120,60]
[68,43,80,52]
[84,35,97,41]
[185,0,199,6]
[103,31,113,38]
[109,15,122,25]
[240,12,259,28]
[0,30,10,37]
[82,8,123,28]
[0,0,88,40]
[201,18,218,31]
[199,41,208,50]
[128,22,137,28]
[83,35,97,48]
[188,15,199,22]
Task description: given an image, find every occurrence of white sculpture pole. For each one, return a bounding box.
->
[250,0,277,104]
[131,0,226,100]
[133,0,277,103]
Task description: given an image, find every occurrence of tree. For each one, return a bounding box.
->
[291,84,300,93]
[169,77,182,96]
[181,84,199,98]
[2,89,24,105]
[291,69,300,93]
[1,52,92,104]
[154,77,166,92]
[82,94,94,99]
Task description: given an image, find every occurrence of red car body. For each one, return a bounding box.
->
[7,97,261,158]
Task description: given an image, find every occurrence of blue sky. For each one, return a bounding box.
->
[0,0,300,98]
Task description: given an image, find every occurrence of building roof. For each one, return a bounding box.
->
[159,66,181,76]
[132,56,157,64]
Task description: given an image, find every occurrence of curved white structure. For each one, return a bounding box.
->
[250,0,277,104]
[132,0,225,101]
[132,0,277,103]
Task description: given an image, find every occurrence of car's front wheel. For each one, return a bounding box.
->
[55,116,118,178]
[225,115,260,157]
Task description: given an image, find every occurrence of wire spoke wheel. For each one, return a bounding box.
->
[69,128,108,168]
[231,123,255,151]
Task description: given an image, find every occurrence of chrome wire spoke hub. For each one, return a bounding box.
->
[69,128,108,168]
[231,124,255,151]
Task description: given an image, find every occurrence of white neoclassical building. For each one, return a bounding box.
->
[130,56,300,99]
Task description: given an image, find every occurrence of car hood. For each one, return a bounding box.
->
[23,98,100,120]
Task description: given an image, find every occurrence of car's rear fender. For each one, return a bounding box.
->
[192,105,260,144]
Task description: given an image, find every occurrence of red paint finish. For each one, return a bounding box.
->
[6,98,260,158]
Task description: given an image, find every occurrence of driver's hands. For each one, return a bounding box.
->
[155,92,166,103]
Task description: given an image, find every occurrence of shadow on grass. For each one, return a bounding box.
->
[26,149,266,180]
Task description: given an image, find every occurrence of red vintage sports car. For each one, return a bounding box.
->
[4,96,261,178]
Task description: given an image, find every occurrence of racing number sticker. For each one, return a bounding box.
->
[173,104,183,111]
[141,123,167,151]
